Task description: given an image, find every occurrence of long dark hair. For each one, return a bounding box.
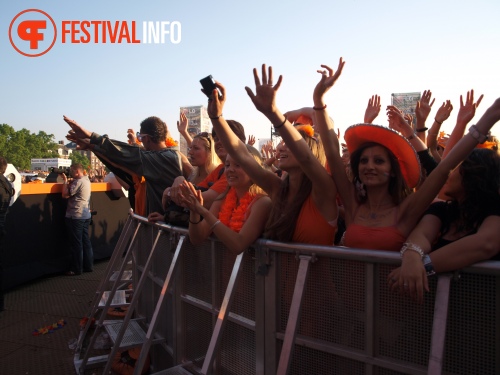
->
[443,148,500,235]
[350,142,411,204]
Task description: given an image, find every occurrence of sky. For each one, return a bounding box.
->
[1,0,499,148]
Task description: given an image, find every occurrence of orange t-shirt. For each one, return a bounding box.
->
[197,164,228,194]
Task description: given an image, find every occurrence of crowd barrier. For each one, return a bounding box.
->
[124,212,499,375]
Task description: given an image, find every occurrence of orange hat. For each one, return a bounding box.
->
[344,123,421,188]
[294,114,313,126]
[294,124,315,138]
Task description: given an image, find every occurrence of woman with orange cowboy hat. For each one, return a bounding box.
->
[311,58,500,255]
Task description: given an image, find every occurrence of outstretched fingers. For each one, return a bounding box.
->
[261,64,268,85]
[319,64,334,76]
[476,94,484,108]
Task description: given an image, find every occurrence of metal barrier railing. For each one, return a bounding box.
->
[126,212,500,375]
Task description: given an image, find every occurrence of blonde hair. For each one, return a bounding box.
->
[188,133,220,182]
[217,144,266,201]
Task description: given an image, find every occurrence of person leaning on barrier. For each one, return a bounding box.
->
[388,147,500,303]
[148,129,221,225]
[179,145,272,255]
[165,119,247,212]
[64,115,182,215]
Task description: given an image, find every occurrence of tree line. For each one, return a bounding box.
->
[0,123,89,170]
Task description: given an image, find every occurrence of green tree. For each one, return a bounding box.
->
[0,124,58,170]
[69,151,90,170]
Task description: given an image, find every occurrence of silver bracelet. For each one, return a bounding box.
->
[400,242,424,259]
[210,220,221,232]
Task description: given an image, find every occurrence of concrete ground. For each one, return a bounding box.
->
[0,259,109,375]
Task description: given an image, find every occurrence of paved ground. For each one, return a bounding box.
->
[0,259,109,375]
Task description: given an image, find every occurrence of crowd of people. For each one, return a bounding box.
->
[61,57,500,303]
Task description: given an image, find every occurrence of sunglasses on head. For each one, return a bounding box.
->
[196,132,212,146]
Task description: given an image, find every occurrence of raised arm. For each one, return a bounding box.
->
[245,64,339,222]
[177,111,193,147]
[400,97,500,229]
[415,90,435,142]
[387,105,427,152]
[206,82,280,196]
[427,100,453,161]
[441,90,483,159]
[312,59,357,214]
[364,95,381,124]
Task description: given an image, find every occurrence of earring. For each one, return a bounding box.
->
[355,177,366,197]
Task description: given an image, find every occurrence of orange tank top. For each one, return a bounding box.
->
[343,206,406,251]
[292,194,337,245]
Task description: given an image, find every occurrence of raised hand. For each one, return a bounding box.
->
[207,81,226,119]
[245,64,282,116]
[247,135,256,146]
[177,111,188,133]
[457,90,484,125]
[415,90,435,125]
[364,95,381,123]
[66,131,91,150]
[127,128,138,145]
[434,100,453,124]
[387,105,412,137]
[63,115,92,139]
[261,140,274,159]
[404,114,414,128]
[313,58,346,101]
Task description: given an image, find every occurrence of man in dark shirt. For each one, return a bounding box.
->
[64,115,182,215]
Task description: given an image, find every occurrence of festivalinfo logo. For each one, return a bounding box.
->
[9,9,182,57]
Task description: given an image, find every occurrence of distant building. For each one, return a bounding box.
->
[56,140,72,159]
[65,142,106,171]
[31,158,72,171]
[178,105,211,155]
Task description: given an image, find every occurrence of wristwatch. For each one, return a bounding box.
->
[423,254,436,277]
[469,125,487,144]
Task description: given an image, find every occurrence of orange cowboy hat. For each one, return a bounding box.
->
[344,123,421,188]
